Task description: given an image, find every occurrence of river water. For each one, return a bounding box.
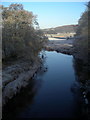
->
[3,51,82,119]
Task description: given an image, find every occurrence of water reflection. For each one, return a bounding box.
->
[2,77,43,119]
[3,51,47,119]
[72,58,89,119]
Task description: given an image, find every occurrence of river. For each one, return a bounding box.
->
[3,51,83,119]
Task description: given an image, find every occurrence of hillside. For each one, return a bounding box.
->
[42,25,78,34]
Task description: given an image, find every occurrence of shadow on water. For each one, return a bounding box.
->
[2,51,48,119]
[71,58,90,120]
[2,75,44,119]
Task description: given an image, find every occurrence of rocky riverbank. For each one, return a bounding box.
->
[2,58,43,105]
[45,38,74,55]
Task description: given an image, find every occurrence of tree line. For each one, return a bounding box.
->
[1,4,47,61]
[73,2,90,85]
[74,2,89,65]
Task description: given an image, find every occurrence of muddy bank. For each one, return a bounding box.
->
[45,38,74,55]
[2,58,43,105]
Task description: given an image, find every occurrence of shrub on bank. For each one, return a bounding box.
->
[1,4,47,62]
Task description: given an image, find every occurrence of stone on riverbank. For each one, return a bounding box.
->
[2,59,42,105]
[45,38,74,55]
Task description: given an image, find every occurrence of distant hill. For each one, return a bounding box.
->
[42,25,78,34]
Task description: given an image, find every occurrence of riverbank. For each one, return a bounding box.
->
[2,57,43,105]
[45,38,74,55]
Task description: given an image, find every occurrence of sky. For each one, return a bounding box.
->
[2,2,87,29]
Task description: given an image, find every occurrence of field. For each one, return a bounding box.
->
[45,32,76,38]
